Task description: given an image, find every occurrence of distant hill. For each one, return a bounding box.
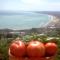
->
[1,11,60,17]
[0,27,45,34]
[34,11,60,18]
[33,11,60,29]
[44,16,60,28]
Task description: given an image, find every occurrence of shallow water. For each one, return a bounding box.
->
[0,12,50,30]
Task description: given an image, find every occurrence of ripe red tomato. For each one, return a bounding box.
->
[9,40,26,57]
[24,57,29,60]
[27,41,45,57]
[29,57,45,60]
[45,42,58,56]
[9,57,24,60]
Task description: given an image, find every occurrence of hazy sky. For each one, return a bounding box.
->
[0,0,60,11]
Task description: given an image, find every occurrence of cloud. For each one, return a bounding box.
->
[22,0,46,4]
[20,0,60,11]
[0,0,60,11]
[21,0,47,11]
[44,2,60,11]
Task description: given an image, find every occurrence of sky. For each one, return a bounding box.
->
[0,0,60,11]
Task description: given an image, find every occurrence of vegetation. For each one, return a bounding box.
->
[0,33,60,60]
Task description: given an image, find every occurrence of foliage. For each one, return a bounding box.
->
[0,33,60,60]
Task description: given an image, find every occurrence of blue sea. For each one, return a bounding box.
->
[0,12,50,30]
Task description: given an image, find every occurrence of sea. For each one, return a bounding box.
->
[0,12,51,30]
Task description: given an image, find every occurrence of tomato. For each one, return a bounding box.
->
[9,40,26,57]
[29,57,45,60]
[27,41,45,57]
[24,57,29,60]
[9,57,24,60]
[45,42,58,56]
